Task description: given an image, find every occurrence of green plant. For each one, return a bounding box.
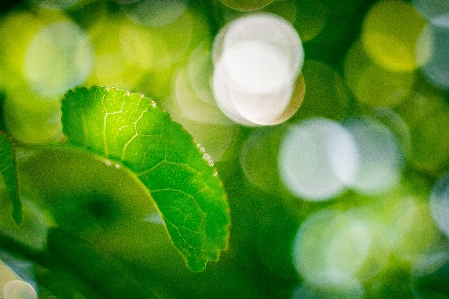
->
[0,86,230,298]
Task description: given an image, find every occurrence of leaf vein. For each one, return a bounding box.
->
[150,188,206,216]
[101,90,109,157]
[121,133,138,161]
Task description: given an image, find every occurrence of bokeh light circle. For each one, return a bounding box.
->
[278,118,359,201]
[412,244,449,278]
[221,42,294,123]
[399,90,449,175]
[430,172,449,238]
[86,16,152,90]
[212,58,260,126]
[4,89,63,144]
[173,66,231,125]
[164,68,240,162]
[412,0,449,25]
[292,209,390,292]
[224,41,291,94]
[344,40,415,108]
[218,13,303,79]
[24,20,93,98]
[390,198,441,263]
[361,0,427,72]
[343,116,403,195]
[212,13,304,125]
[372,108,411,157]
[186,41,216,106]
[240,126,285,194]
[121,0,188,27]
[270,74,306,125]
[418,25,449,89]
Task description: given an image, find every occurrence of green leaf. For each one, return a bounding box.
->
[60,86,230,272]
[0,131,22,224]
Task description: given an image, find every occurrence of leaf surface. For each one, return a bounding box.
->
[61,86,229,271]
[0,131,21,224]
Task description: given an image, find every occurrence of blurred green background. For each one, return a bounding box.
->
[1,0,449,298]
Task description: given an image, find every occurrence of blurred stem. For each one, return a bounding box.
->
[0,232,103,299]
[0,230,42,263]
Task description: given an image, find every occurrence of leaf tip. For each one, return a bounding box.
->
[13,206,23,224]
[188,260,207,273]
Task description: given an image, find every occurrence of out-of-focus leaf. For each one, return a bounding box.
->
[47,227,155,299]
[60,86,230,272]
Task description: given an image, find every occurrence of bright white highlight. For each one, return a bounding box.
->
[224,41,290,94]
[144,211,164,225]
[212,13,304,126]
[4,280,37,299]
[278,118,359,201]
[217,13,303,79]
[24,20,93,98]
